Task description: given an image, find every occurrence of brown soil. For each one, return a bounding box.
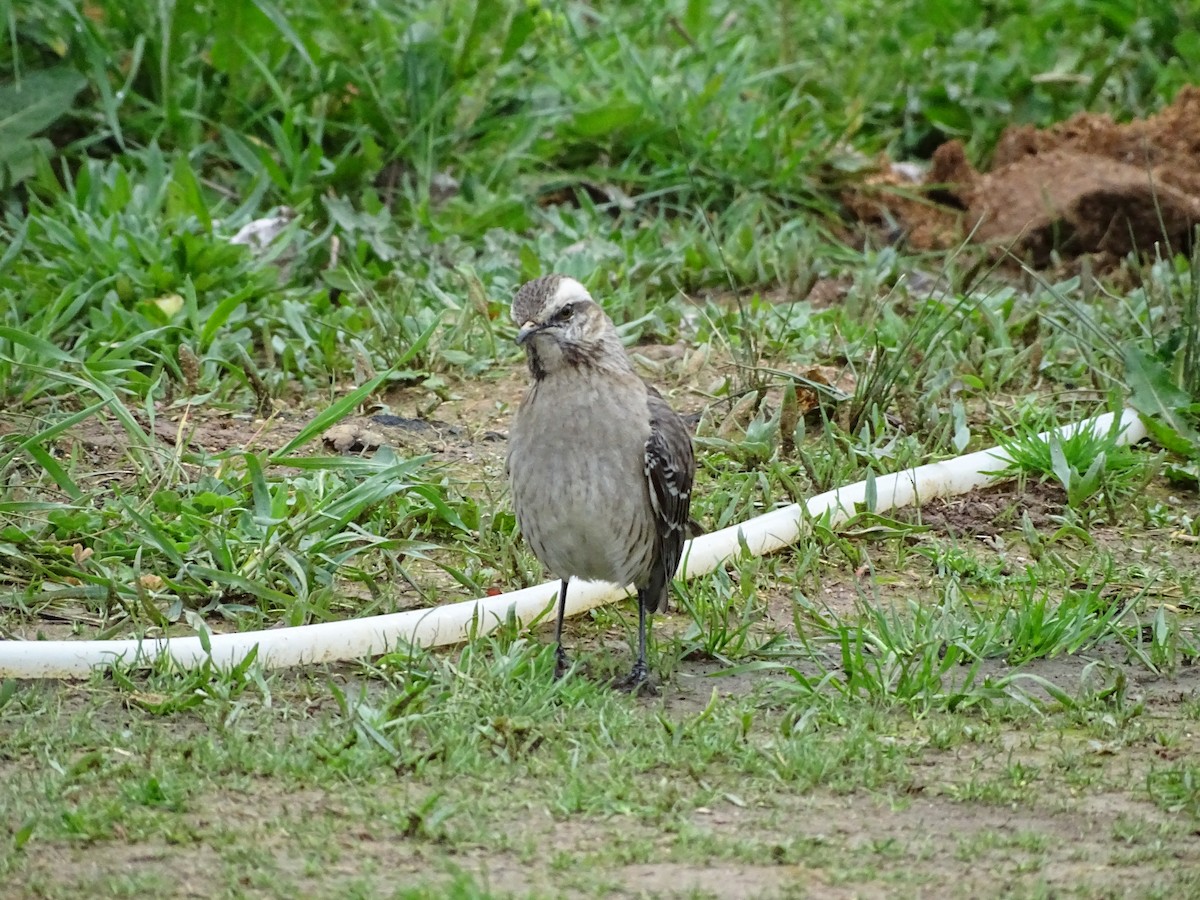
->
[846,85,1200,264]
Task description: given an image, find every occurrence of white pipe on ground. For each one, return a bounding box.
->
[0,408,1147,679]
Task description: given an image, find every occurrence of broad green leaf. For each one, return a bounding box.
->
[167,155,212,230]
[1139,414,1196,457]
[0,137,52,186]
[1124,346,1200,452]
[568,98,645,138]
[0,326,76,364]
[200,285,258,350]
[0,67,86,143]
[1049,434,1072,492]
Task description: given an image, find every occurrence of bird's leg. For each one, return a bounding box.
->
[553,578,570,677]
[615,590,656,695]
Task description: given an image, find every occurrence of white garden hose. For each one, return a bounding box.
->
[0,408,1148,679]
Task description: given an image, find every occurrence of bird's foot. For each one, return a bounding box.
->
[554,646,570,679]
[613,661,657,696]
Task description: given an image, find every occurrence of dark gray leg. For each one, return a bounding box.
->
[616,589,655,694]
[553,578,570,677]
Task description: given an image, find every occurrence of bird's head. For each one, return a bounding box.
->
[511,275,627,378]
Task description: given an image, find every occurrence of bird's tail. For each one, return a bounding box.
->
[643,560,673,614]
[643,584,670,615]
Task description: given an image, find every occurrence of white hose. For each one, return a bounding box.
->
[0,408,1147,679]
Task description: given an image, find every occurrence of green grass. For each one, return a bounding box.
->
[3,0,1200,897]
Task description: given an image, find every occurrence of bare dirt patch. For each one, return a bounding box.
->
[901,478,1071,538]
[847,85,1200,263]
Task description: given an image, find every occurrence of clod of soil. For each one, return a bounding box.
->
[848,85,1200,264]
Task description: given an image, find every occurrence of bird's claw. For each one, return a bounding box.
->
[554,646,570,679]
[614,662,657,696]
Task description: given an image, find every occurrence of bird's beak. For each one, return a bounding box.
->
[516,320,541,345]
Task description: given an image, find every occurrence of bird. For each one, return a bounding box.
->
[506,274,695,691]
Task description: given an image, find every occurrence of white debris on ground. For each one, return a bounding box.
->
[228,206,298,251]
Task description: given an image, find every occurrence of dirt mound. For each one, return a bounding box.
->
[848,85,1200,265]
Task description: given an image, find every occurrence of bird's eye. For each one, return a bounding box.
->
[553,304,576,324]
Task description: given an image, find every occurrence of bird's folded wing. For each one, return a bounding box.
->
[643,392,695,576]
